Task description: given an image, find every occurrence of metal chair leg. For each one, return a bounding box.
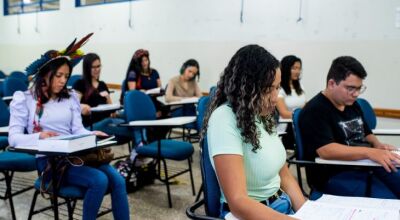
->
[195,183,203,202]
[28,190,39,220]
[66,198,74,220]
[188,159,195,195]
[4,171,16,220]
[162,159,173,208]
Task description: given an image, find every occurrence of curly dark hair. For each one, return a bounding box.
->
[201,45,280,152]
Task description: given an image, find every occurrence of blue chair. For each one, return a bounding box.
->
[356,98,377,130]
[186,96,223,219]
[0,98,10,150]
[9,71,28,85]
[0,70,6,79]
[28,170,111,219]
[124,90,195,208]
[2,77,28,97]
[0,99,36,220]
[290,108,396,200]
[67,74,82,88]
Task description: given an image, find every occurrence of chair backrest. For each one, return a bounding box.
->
[67,74,82,88]
[123,90,156,122]
[196,96,211,131]
[0,70,6,79]
[0,98,10,127]
[201,137,221,217]
[292,108,304,160]
[3,77,28,97]
[120,79,127,105]
[9,71,28,84]
[356,98,377,130]
[196,95,221,217]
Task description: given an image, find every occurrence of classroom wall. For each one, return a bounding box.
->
[0,0,400,108]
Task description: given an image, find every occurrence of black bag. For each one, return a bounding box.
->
[114,158,156,192]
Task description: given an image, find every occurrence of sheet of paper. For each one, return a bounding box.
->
[292,200,399,220]
[317,194,400,210]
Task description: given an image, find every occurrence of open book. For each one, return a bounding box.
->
[292,194,400,220]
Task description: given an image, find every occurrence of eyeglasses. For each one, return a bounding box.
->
[344,85,366,94]
[91,64,101,69]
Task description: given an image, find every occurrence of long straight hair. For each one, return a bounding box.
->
[280,55,303,96]
[82,53,100,101]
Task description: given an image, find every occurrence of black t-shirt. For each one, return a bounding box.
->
[299,92,372,189]
[73,79,110,127]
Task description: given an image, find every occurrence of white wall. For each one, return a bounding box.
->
[1,0,400,108]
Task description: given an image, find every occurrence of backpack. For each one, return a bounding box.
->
[114,158,156,192]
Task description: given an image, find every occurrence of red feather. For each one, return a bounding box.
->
[66,33,94,55]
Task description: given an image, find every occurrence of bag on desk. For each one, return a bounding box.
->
[77,148,114,167]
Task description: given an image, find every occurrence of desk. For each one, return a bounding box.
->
[157,97,199,106]
[0,126,8,135]
[126,116,196,127]
[10,140,117,220]
[372,128,400,136]
[278,118,292,124]
[316,150,400,167]
[89,103,122,130]
[90,103,121,112]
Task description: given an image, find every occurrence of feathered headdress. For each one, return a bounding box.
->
[25,33,94,77]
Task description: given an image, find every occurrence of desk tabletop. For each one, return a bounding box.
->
[372,128,400,135]
[316,150,400,167]
[157,97,199,106]
[10,140,117,155]
[91,103,121,112]
[127,116,196,126]
[0,126,8,135]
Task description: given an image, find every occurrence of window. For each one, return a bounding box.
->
[76,0,133,7]
[4,0,59,15]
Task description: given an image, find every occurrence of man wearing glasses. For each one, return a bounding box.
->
[299,56,400,198]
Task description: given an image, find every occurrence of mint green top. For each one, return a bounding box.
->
[207,104,286,203]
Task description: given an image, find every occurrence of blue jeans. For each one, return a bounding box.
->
[219,192,294,218]
[91,117,145,146]
[37,158,130,220]
[91,118,131,138]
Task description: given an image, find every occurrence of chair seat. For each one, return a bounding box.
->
[34,178,85,198]
[0,151,36,171]
[0,136,8,150]
[137,140,194,161]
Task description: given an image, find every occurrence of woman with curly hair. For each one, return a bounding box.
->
[202,45,305,219]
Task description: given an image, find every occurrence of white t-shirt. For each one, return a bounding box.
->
[277,88,306,132]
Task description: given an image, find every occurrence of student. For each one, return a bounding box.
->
[276,55,306,149]
[121,49,165,115]
[124,49,161,92]
[73,53,130,137]
[8,43,130,220]
[299,56,400,198]
[202,45,305,219]
[165,59,202,117]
